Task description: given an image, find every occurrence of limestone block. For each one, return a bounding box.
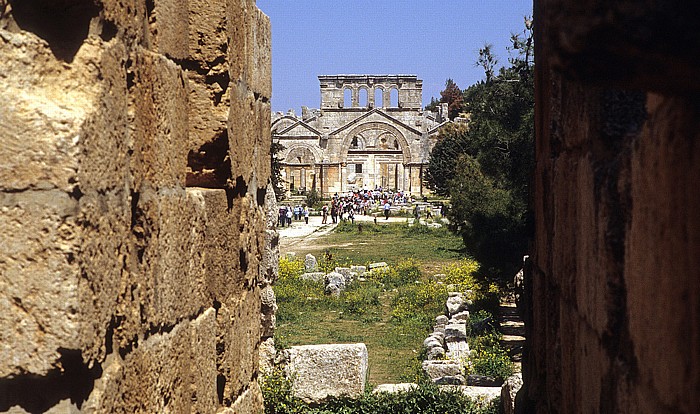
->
[446,292,467,315]
[467,374,501,387]
[264,182,279,228]
[226,381,264,414]
[501,372,523,414]
[130,48,189,189]
[446,340,470,361]
[285,343,368,403]
[123,188,208,337]
[324,272,346,297]
[300,272,325,283]
[443,386,501,406]
[450,310,470,324]
[427,347,446,360]
[259,229,279,286]
[423,337,443,350]
[0,190,81,377]
[369,262,388,269]
[434,375,466,385]
[187,0,228,64]
[421,360,463,380]
[198,188,263,302]
[249,7,271,98]
[305,253,318,272]
[260,285,277,338]
[185,70,230,151]
[148,0,189,59]
[372,383,418,394]
[83,308,219,413]
[444,323,467,342]
[435,315,449,326]
[259,337,276,376]
[228,85,272,190]
[334,266,353,282]
[0,31,103,192]
[217,289,261,402]
[350,265,367,275]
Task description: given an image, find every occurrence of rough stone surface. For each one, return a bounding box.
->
[522,2,700,412]
[259,337,276,376]
[369,262,388,270]
[300,272,326,283]
[446,292,467,315]
[421,360,463,380]
[285,343,368,403]
[500,372,522,414]
[304,253,318,272]
[444,323,467,342]
[0,0,271,412]
[350,265,367,275]
[372,383,418,394]
[324,272,346,297]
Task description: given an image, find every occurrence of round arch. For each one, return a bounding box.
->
[339,121,411,163]
[282,144,322,165]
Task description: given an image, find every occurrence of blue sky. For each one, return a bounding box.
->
[256,1,533,113]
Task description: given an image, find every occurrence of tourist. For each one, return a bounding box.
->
[321,204,328,224]
[278,206,286,227]
[303,206,310,224]
[348,208,354,224]
[331,204,338,224]
[383,201,391,220]
[426,205,433,219]
[286,207,293,226]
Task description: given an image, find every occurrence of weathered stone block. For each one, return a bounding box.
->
[304,253,318,272]
[285,343,368,403]
[217,289,261,403]
[148,0,189,59]
[421,360,463,380]
[0,190,81,377]
[130,48,189,189]
[83,308,219,413]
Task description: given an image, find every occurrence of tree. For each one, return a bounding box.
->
[476,43,499,83]
[271,141,286,201]
[427,18,534,279]
[439,78,463,120]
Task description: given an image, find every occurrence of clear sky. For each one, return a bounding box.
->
[256,1,533,113]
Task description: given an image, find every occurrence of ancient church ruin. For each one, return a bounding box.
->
[1,0,274,412]
[272,75,450,196]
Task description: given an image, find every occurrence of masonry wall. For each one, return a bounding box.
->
[0,0,272,412]
[522,1,700,413]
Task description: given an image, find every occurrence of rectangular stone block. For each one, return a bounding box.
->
[130,48,189,189]
[285,343,368,403]
[83,308,219,413]
[250,7,272,99]
[149,0,189,59]
[0,190,81,377]
[188,0,228,64]
[216,288,261,403]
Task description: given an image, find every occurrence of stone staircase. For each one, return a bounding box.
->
[499,299,525,369]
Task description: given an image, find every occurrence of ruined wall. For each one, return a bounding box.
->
[0,0,272,412]
[522,1,700,413]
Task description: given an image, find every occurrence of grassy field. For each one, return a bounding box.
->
[289,220,466,275]
[276,221,493,385]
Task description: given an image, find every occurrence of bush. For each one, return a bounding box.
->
[468,330,514,381]
[260,373,501,414]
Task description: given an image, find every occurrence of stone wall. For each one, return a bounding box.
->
[522,1,700,413]
[0,0,271,412]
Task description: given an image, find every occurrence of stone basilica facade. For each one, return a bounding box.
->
[272,75,450,196]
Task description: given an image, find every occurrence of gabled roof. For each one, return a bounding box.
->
[271,115,299,131]
[277,120,322,137]
[328,108,423,136]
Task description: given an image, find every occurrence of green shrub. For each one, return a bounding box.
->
[260,374,501,414]
[468,330,514,381]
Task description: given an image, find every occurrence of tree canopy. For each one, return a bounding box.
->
[427,18,534,279]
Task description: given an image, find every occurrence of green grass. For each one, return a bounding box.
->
[300,221,466,275]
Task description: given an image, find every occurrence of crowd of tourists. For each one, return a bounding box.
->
[278,187,443,228]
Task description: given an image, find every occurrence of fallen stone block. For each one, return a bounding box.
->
[285,343,368,403]
[468,374,502,387]
[350,265,367,275]
[446,292,468,315]
[300,272,325,283]
[372,383,418,394]
[422,360,463,380]
[305,254,318,272]
[369,262,388,269]
[445,323,467,342]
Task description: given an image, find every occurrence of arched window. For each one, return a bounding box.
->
[374,88,384,108]
[343,88,352,108]
[359,88,368,107]
[393,139,400,150]
[351,137,359,149]
[390,88,399,107]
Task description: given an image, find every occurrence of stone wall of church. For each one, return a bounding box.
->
[0,0,272,412]
[522,1,700,412]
